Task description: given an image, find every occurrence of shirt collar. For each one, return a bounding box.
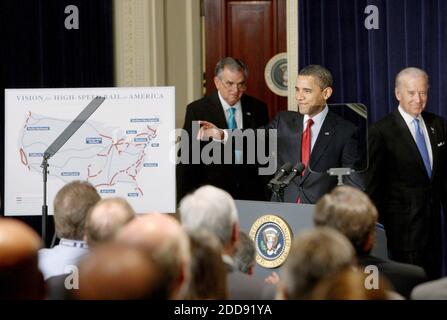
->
[398,105,423,125]
[303,105,329,126]
[59,238,89,249]
[218,91,242,112]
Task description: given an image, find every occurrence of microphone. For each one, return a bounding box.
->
[267,162,293,188]
[280,162,305,186]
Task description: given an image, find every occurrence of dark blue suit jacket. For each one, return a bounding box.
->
[265,110,363,203]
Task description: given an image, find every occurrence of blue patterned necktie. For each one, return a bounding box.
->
[228,107,242,163]
[413,118,432,177]
[228,107,237,129]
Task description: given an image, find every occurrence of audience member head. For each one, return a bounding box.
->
[394,67,429,118]
[234,231,256,275]
[116,213,191,299]
[0,218,45,299]
[84,197,135,247]
[214,57,248,106]
[75,243,168,300]
[279,227,355,300]
[53,180,100,240]
[314,186,378,255]
[311,267,391,300]
[179,185,240,256]
[187,229,228,300]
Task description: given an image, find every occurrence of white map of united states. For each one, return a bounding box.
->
[19,111,159,197]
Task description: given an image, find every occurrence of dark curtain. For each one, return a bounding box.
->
[0,0,114,242]
[299,0,447,123]
[299,0,447,275]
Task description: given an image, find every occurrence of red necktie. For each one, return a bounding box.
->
[301,118,314,173]
[297,118,314,203]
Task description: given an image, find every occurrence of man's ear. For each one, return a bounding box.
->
[231,222,240,248]
[363,231,374,253]
[323,87,333,100]
[395,87,401,102]
[214,76,221,89]
[247,264,254,276]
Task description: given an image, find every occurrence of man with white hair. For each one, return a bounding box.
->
[366,67,447,279]
[179,185,275,300]
[84,197,135,247]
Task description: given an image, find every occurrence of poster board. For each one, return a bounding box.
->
[4,87,175,215]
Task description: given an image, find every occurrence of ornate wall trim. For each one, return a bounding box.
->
[286,0,298,111]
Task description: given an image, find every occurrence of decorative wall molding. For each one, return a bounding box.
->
[286,0,298,111]
[114,0,166,86]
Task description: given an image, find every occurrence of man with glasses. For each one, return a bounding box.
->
[177,57,269,202]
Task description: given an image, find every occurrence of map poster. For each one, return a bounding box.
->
[4,87,175,216]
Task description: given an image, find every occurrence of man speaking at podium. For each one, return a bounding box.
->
[199,64,363,204]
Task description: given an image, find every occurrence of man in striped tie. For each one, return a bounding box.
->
[366,67,447,279]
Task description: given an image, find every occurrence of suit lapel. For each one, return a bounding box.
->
[292,113,304,165]
[423,113,438,179]
[308,111,337,169]
[209,91,230,129]
[241,95,252,129]
[391,110,429,179]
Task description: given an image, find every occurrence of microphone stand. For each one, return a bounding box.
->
[40,96,105,247]
[269,182,286,203]
[268,163,305,203]
[41,155,49,245]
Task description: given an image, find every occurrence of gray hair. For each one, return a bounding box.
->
[298,64,333,89]
[179,185,239,247]
[53,180,100,240]
[314,186,378,254]
[215,57,249,79]
[85,197,136,247]
[281,227,355,300]
[395,67,429,89]
[234,231,256,274]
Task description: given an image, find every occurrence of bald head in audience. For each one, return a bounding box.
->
[84,197,135,247]
[116,213,191,299]
[0,219,45,299]
[75,243,167,300]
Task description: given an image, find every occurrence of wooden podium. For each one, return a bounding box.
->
[235,200,388,280]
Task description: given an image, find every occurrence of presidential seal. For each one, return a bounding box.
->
[249,215,293,268]
[264,53,288,97]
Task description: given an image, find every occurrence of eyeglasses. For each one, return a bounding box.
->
[219,78,247,91]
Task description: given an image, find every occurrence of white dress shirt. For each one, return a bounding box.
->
[38,238,89,280]
[218,91,243,129]
[303,105,329,152]
[398,106,433,169]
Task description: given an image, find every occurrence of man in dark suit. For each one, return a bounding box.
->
[314,185,427,298]
[200,64,363,204]
[177,57,269,202]
[366,67,447,279]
